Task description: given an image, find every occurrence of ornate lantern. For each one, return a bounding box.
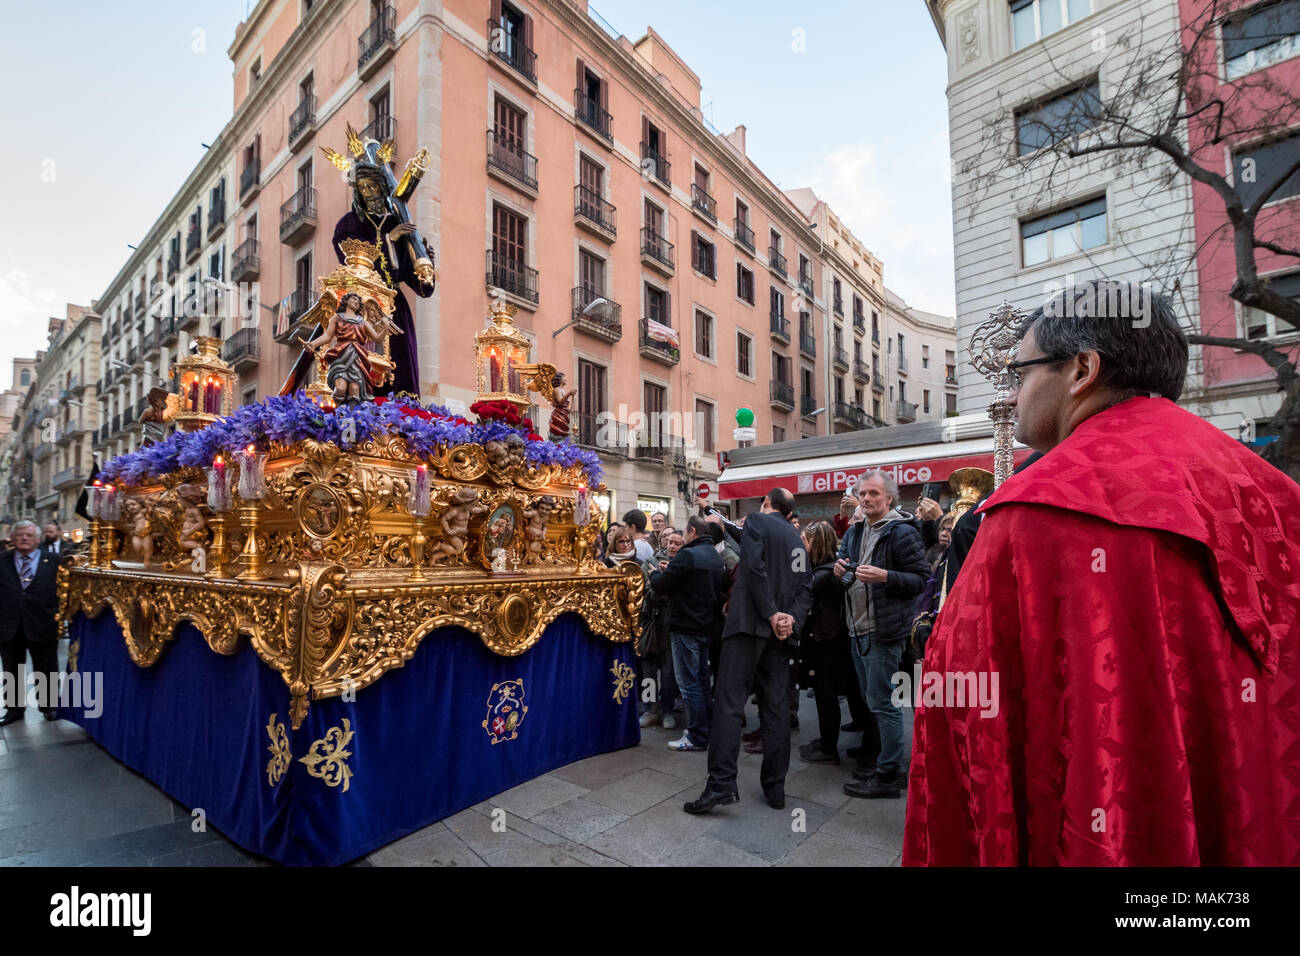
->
[173,336,235,431]
[474,301,532,414]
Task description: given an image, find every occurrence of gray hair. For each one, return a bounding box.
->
[857,470,899,504]
[12,520,37,534]
[1019,280,1188,401]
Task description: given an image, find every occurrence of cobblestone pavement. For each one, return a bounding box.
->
[0,686,910,867]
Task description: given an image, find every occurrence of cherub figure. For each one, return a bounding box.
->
[123,497,154,567]
[176,483,207,550]
[504,433,527,467]
[429,487,488,565]
[516,363,576,441]
[484,439,511,471]
[304,292,398,404]
[522,495,556,563]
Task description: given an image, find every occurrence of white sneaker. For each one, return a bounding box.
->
[668,734,701,751]
[662,713,678,730]
[639,712,660,728]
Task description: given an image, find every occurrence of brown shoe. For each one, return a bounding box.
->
[743,738,763,755]
[741,728,762,744]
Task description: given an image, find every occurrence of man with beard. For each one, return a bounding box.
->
[904,281,1300,866]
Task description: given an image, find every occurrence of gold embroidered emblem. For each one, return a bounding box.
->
[611,660,635,704]
[266,713,291,787]
[299,718,354,792]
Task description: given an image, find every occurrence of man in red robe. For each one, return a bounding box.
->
[904,281,1300,866]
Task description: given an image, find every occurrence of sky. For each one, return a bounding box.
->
[0,0,955,390]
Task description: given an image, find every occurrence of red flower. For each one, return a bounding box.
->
[373,396,389,406]
[528,432,543,442]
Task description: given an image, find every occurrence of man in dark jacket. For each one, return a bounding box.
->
[1,521,63,724]
[834,470,930,798]
[685,488,813,814]
[650,516,725,752]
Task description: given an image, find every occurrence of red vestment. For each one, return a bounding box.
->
[903,397,1300,866]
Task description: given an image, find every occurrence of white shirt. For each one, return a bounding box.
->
[634,538,654,563]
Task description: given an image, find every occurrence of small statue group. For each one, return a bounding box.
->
[484,434,527,472]
[430,487,487,565]
[305,292,402,404]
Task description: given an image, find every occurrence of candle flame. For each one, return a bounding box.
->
[214,455,223,465]
[246,444,255,454]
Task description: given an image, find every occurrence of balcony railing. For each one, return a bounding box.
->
[362,114,397,149]
[853,358,870,383]
[231,238,260,282]
[833,296,844,316]
[127,346,140,367]
[898,355,909,373]
[52,467,83,491]
[638,318,680,366]
[872,327,880,345]
[186,225,202,261]
[733,218,755,253]
[834,402,868,428]
[571,286,622,343]
[487,18,536,83]
[485,250,539,304]
[208,199,225,238]
[945,368,958,385]
[222,327,261,370]
[166,254,180,279]
[574,185,616,236]
[240,160,260,198]
[691,183,716,222]
[800,330,816,357]
[280,185,317,244]
[640,228,674,271]
[833,346,849,370]
[288,287,313,322]
[801,395,819,418]
[573,411,603,450]
[358,5,397,77]
[632,433,685,466]
[770,380,794,409]
[640,142,670,187]
[111,413,121,434]
[122,407,135,428]
[487,130,538,190]
[853,311,865,331]
[574,88,612,143]
[799,270,814,296]
[160,315,179,344]
[768,247,787,279]
[770,312,790,343]
[896,399,917,422]
[142,330,156,355]
[289,95,317,145]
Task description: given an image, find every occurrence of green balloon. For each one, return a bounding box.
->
[735,407,754,427]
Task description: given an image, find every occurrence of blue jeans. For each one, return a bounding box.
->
[671,633,712,746]
[856,632,903,777]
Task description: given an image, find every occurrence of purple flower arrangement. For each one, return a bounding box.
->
[99,393,602,489]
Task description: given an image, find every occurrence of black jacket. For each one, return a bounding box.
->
[802,562,849,644]
[649,536,725,637]
[836,514,930,642]
[0,548,61,644]
[722,511,813,641]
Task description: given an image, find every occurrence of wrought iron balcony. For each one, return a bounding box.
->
[769,380,794,410]
[53,467,84,491]
[288,287,313,322]
[834,402,867,428]
[222,326,261,371]
[231,238,260,283]
[160,316,179,345]
[801,395,819,418]
[142,331,156,355]
[571,287,622,343]
[733,218,755,253]
[640,142,669,187]
[240,160,260,198]
[896,399,917,422]
[111,413,121,434]
[186,225,202,261]
[800,331,816,358]
[487,18,536,83]
[770,312,790,343]
[128,346,140,367]
[208,199,226,238]
[638,318,680,366]
[833,346,849,370]
[485,250,539,305]
[898,355,909,373]
[280,185,317,244]
[358,5,397,79]
[799,269,814,296]
[574,88,612,143]
[573,411,603,450]
[833,295,844,316]
[946,369,958,385]
[362,114,397,149]
[574,185,616,238]
[640,228,674,274]
[691,184,716,223]
[121,407,135,428]
[853,358,870,383]
[872,327,880,345]
[768,247,787,279]
[853,311,865,331]
[289,95,317,146]
[487,130,538,191]
[167,254,180,279]
[632,433,685,467]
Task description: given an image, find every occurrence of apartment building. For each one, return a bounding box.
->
[0,356,40,537]
[84,0,915,523]
[8,306,101,536]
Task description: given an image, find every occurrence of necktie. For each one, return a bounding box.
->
[20,554,34,589]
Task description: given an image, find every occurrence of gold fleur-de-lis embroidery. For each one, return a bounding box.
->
[299,718,355,792]
[611,660,635,704]
[266,714,291,788]
[68,640,80,674]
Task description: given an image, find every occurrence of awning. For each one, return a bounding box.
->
[717,436,1031,500]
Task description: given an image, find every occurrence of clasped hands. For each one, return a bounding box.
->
[769,612,795,641]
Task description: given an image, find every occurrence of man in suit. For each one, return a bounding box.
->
[1,521,63,724]
[41,521,70,558]
[684,488,813,813]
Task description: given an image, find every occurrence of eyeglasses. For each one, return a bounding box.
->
[1005,355,1063,388]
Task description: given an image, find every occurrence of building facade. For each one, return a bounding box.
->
[83,0,918,527]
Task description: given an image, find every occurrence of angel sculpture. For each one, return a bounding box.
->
[515,363,576,441]
[429,487,489,565]
[303,292,401,404]
[122,497,155,567]
[175,483,208,550]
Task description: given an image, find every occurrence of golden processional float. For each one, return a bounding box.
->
[61,259,643,730]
